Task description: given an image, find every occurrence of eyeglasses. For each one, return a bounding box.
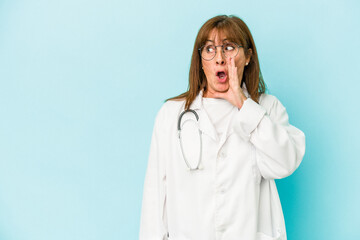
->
[198,42,243,61]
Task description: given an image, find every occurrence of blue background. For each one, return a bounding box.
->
[0,0,359,239]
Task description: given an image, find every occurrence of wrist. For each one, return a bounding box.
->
[237,95,248,109]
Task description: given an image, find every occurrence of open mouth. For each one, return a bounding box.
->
[216,71,227,82]
[217,71,226,79]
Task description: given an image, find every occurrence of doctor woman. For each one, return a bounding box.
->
[139,15,305,240]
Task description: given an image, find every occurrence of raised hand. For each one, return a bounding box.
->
[212,57,248,109]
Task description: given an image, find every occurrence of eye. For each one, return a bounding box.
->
[224,43,236,51]
[205,45,215,53]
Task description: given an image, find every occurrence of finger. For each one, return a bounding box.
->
[229,57,237,87]
[232,57,238,83]
[228,57,234,83]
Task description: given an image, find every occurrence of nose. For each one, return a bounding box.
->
[215,47,226,65]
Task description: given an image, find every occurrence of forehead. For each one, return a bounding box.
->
[205,29,228,43]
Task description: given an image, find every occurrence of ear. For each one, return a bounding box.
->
[246,48,253,63]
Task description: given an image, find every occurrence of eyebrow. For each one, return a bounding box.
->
[205,38,229,43]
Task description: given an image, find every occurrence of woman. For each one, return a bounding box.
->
[139,15,305,240]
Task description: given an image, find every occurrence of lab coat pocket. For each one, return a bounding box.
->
[256,232,282,240]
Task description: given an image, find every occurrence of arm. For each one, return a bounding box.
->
[233,96,306,179]
[139,107,168,240]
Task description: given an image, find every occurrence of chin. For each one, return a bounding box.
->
[215,83,229,92]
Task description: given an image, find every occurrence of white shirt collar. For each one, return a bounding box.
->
[189,84,250,110]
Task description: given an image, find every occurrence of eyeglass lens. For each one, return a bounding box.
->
[200,42,239,60]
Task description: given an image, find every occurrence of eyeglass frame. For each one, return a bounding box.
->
[198,42,243,61]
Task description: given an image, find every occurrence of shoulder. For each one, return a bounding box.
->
[258,93,286,115]
[161,99,185,115]
[259,93,277,106]
[154,99,185,124]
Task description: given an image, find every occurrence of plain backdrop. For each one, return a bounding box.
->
[0,0,359,239]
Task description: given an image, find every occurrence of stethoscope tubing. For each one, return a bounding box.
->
[177,109,203,171]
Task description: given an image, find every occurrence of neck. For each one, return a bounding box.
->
[203,89,218,98]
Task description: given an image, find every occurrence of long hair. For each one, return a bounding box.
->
[167,15,266,110]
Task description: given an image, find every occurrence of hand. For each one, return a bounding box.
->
[213,57,248,109]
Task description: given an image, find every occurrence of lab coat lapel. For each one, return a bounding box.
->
[189,91,219,142]
[219,84,251,146]
[189,85,250,143]
[199,108,219,142]
[218,107,237,146]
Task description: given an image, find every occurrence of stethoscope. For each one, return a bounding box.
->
[176,86,249,171]
[177,109,203,171]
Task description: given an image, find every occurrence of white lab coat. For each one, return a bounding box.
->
[139,85,306,240]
